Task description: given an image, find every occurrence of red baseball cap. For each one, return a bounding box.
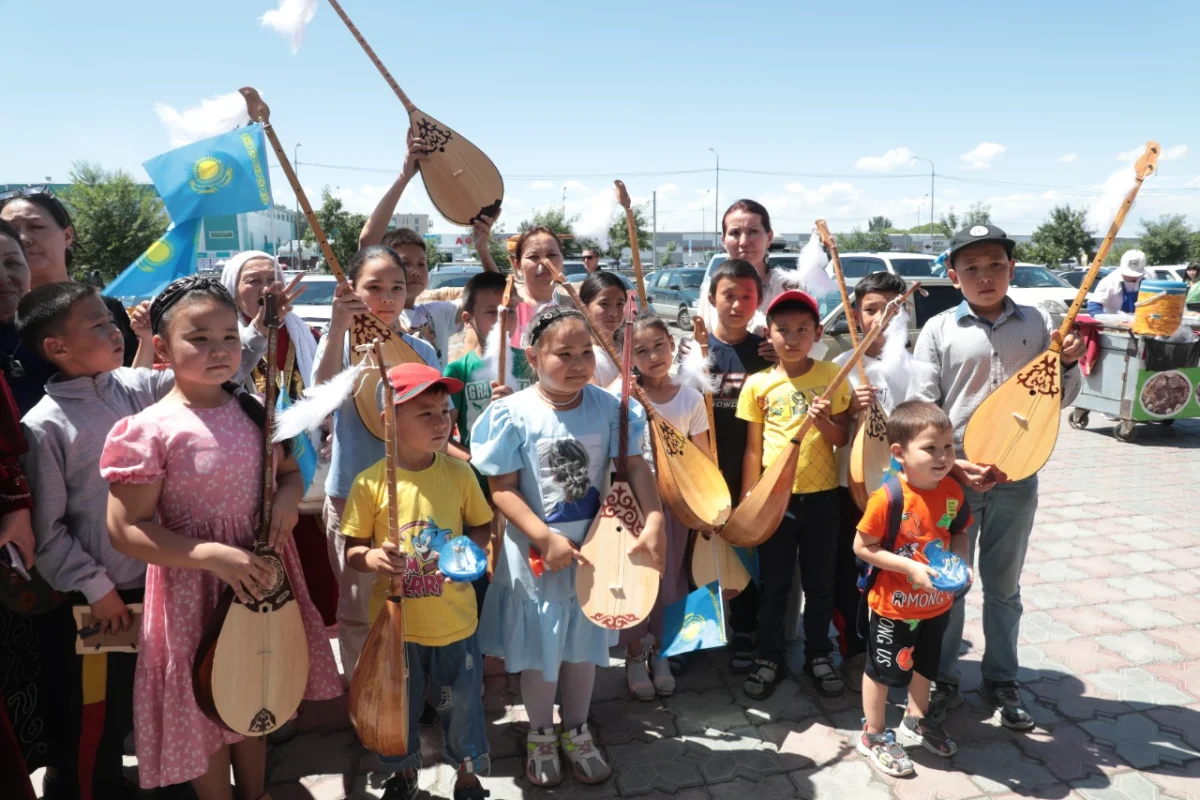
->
[765,289,820,318]
[386,362,463,405]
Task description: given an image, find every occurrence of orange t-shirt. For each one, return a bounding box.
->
[859,476,973,621]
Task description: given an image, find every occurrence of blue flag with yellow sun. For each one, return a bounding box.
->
[103,218,201,304]
[143,124,272,223]
[661,581,727,658]
[276,390,318,493]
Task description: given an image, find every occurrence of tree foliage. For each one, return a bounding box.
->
[868,216,893,232]
[606,204,652,260]
[962,202,992,228]
[518,208,584,257]
[659,240,677,267]
[1028,205,1093,267]
[1138,214,1193,265]
[937,207,959,238]
[837,227,892,252]
[59,162,170,282]
[302,188,367,271]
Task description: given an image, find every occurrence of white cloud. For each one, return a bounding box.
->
[654,182,680,197]
[960,142,1005,170]
[1116,143,1187,163]
[855,146,916,172]
[562,180,590,192]
[154,92,250,147]
[1186,174,1200,188]
[1057,153,1079,164]
[528,180,552,190]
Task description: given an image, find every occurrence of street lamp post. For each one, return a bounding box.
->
[914,156,935,244]
[917,193,929,251]
[561,184,567,216]
[293,143,301,264]
[709,147,719,243]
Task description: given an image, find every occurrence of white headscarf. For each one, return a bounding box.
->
[221,250,318,390]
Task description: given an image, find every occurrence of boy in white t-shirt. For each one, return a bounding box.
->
[832,271,909,690]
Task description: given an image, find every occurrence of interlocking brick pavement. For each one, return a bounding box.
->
[182,413,1199,798]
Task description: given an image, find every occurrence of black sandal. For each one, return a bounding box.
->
[729,633,756,674]
[743,659,782,700]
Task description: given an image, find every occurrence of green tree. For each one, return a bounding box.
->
[302,188,367,271]
[1190,231,1200,262]
[1138,214,1192,265]
[937,207,959,237]
[518,208,583,256]
[58,162,170,282]
[1103,240,1139,266]
[838,228,892,252]
[426,238,450,267]
[659,240,677,267]
[1012,241,1055,266]
[868,216,893,233]
[606,205,652,260]
[962,202,992,228]
[1029,205,1093,267]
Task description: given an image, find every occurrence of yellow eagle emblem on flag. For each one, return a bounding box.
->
[189,156,233,194]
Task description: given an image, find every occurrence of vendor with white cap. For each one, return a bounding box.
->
[1087,249,1146,315]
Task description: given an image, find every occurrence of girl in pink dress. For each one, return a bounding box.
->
[101,276,340,799]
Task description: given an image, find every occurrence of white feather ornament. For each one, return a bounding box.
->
[767,229,838,303]
[272,361,367,443]
[867,306,912,405]
[675,336,718,394]
[261,0,318,54]
[480,308,518,390]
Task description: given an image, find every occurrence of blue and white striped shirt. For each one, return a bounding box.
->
[909,297,1081,456]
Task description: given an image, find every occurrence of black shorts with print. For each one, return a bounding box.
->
[864,609,950,688]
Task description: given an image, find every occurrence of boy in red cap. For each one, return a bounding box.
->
[342,362,495,800]
[736,290,851,700]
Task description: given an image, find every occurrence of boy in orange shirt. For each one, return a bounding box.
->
[853,401,972,777]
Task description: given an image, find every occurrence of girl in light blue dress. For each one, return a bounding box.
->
[471,306,665,788]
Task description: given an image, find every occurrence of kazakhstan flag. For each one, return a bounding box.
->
[277,390,318,493]
[143,123,272,223]
[103,218,201,305]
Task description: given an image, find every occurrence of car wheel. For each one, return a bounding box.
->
[677,307,693,330]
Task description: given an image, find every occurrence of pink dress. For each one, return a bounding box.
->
[100,398,342,788]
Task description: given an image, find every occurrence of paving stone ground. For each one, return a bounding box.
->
[45,412,1197,798]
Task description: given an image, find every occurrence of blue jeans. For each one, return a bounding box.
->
[378,635,489,774]
[938,475,1038,685]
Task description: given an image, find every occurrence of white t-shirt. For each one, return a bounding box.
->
[592,345,620,388]
[832,351,907,487]
[639,384,709,474]
[401,300,460,369]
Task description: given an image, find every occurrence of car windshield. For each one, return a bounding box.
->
[1013,266,1069,288]
[562,262,588,276]
[297,280,337,305]
[429,270,480,289]
[679,273,704,289]
[889,258,934,277]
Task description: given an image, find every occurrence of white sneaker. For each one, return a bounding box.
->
[525,726,562,786]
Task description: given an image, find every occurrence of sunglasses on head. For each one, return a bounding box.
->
[0,185,54,202]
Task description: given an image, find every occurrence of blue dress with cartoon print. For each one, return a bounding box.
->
[470,384,645,680]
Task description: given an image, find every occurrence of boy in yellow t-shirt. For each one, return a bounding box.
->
[343,363,494,800]
[736,290,851,701]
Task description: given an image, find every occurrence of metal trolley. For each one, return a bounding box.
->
[1068,322,1200,443]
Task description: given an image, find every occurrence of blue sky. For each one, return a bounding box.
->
[4,0,1199,237]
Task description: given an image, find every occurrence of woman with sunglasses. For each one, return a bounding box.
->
[0,189,138,370]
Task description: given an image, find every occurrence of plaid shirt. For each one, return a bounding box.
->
[909,297,1082,456]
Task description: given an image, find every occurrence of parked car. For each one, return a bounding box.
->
[1060,267,1113,289]
[1147,265,1187,282]
[817,278,964,360]
[427,264,483,290]
[1008,263,1077,323]
[291,274,338,332]
[645,268,706,328]
[561,261,589,280]
[825,252,939,285]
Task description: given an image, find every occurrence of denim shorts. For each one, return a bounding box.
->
[377,634,489,774]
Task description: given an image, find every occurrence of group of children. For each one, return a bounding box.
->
[3,197,1088,798]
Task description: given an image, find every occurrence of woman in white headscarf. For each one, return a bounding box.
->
[220,250,319,400]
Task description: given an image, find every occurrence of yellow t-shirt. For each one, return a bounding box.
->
[735,361,851,494]
[340,453,494,646]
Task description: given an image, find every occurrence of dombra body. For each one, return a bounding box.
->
[326,0,502,226]
[576,303,660,630]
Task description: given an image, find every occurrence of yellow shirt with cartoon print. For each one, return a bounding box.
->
[340,453,493,646]
[735,360,852,494]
